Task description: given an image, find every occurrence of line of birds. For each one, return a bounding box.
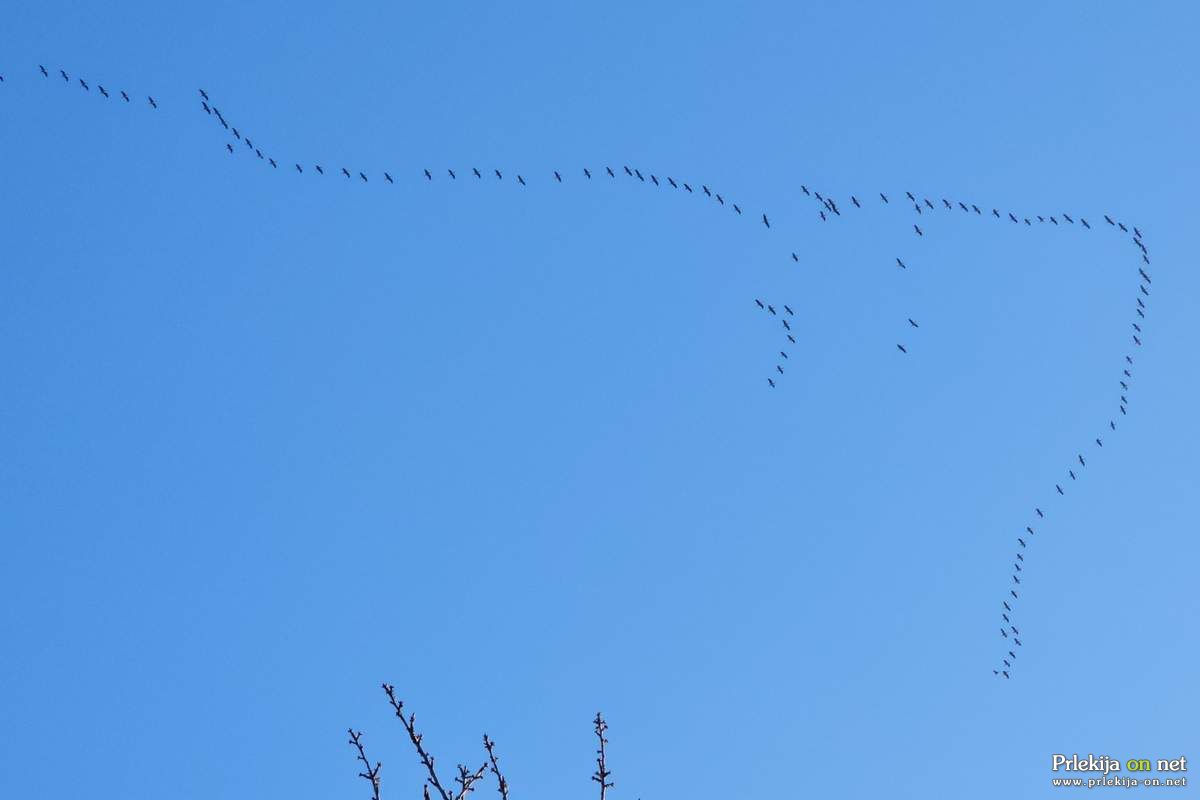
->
[16,64,1156,676]
[753,299,799,387]
[30,64,158,107]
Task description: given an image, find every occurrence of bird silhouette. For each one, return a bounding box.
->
[99,86,109,98]
[801,185,811,195]
[914,225,923,236]
[852,196,861,208]
[667,177,677,188]
[495,169,503,179]
[554,171,562,182]
[268,158,277,168]
[385,172,393,183]
[787,334,796,343]
[147,96,157,108]
[315,165,324,174]
[447,169,456,179]
[424,169,432,180]
[880,193,889,203]
[517,175,526,185]
[60,69,69,81]
[702,185,711,196]
[716,194,724,205]
[768,378,775,388]
[584,169,593,179]
[1069,470,1076,480]
[776,365,784,375]
[473,167,482,178]
[896,344,908,354]
[79,78,89,90]
[606,166,615,177]
[908,318,919,328]
[784,305,794,315]
[1095,438,1103,447]
[733,204,742,214]
[226,143,234,154]
[1081,218,1090,228]
[780,351,789,359]
[767,305,776,315]
[782,319,791,330]
[1056,485,1064,495]
[1079,455,1086,466]
[359,172,368,182]
[341,168,351,178]
[650,175,659,186]
[39,65,48,77]
[896,257,907,269]
[1036,508,1044,518]
[295,164,303,173]
[791,253,799,262]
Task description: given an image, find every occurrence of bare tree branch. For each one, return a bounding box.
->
[482,734,510,800]
[454,762,488,800]
[591,713,613,800]
[382,683,454,800]
[347,729,382,800]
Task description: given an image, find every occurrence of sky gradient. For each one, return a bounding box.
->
[2,2,1198,798]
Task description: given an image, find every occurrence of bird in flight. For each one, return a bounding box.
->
[341,168,351,178]
[359,172,368,182]
[1095,438,1103,447]
[79,78,89,90]
[1036,508,1044,518]
[424,169,432,180]
[495,169,503,179]
[384,172,393,183]
[1056,484,1064,495]
[517,175,526,185]
[702,185,712,197]
[148,96,157,108]
[1069,470,1076,480]
[606,166,615,177]
[767,305,776,315]
[913,225,923,236]
[60,68,69,81]
[896,258,907,269]
[762,214,770,228]
[880,193,889,203]
[650,175,659,186]
[584,169,592,179]
[776,365,784,375]
[314,165,323,174]
[791,253,799,262]
[1081,218,1090,228]
[39,65,48,77]
[733,204,742,214]
[787,334,796,343]
[448,169,456,179]
[667,177,677,188]
[782,319,791,330]
[226,143,234,154]
[852,196,861,208]
[295,163,303,173]
[768,378,775,388]
[268,158,277,168]
[784,305,794,315]
[896,344,908,354]
[755,299,765,309]
[554,171,562,182]
[715,194,724,205]
[1079,454,1086,466]
[780,351,789,359]
[99,85,110,98]
[908,318,919,328]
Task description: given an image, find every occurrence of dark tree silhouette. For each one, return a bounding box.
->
[350,683,620,799]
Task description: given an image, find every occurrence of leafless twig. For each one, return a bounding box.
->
[591,713,613,800]
[382,683,455,800]
[347,729,382,800]
[482,734,510,800]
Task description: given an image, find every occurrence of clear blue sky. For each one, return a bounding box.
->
[2,2,1197,798]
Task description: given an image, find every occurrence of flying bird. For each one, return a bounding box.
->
[896,344,908,354]
[1096,438,1103,447]
[801,185,810,195]
[1119,223,1128,232]
[359,172,368,182]
[1026,526,1034,535]
[314,165,323,174]
[584,169,592,179]
[517,175,526,185]
[787,334,796,343]
[1104,215,1115,225]
[1069,470,1076,480]
[99,86,109,98]
[623,166,632,176]
[1056,484,1064,495]
[913,225,923,236]
[684,183,693,192]
[295,164,303,173]
[896,258,906,269]
[606,166,615,177]
[341,168,351,178]
[667,177,677,188]
[226,143,234,153]
[716,194,724,205]
[1036,508,1044,518]
[424,169,432,180]
[268,158,277,168]
[60,69,69,81]
[495,169,503,179]
[755,299,764,309]
[1133,335,1142,346]
[702,185,711,197]
[147,96,157,108]
[385,172,394,183]
[791,253,799,262]
[733,204,742,214]
[1081,218,1090,228]
[473,167,482,178]
[762,214,770,228]
[447,169,456,179]
[651,175,659,186]
[79,78,89,90]
[1079,455,1086,466]
[554,171,562,182]
[782,319,791,330]
[784,305,794,315]
[776,365,784,375]
[768,378,775,388]
[39,65,48,77]
[1009,213,1019,223]
[880,193,889,203]
[780,351,789,359]
[852,196,861,208]
[767,305,776,315]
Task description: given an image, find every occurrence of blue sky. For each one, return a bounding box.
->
[2,2,1197,798]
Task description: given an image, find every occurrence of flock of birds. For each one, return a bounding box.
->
[10,63,1155,678]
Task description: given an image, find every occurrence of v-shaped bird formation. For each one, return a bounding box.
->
[9,63,1155,679]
